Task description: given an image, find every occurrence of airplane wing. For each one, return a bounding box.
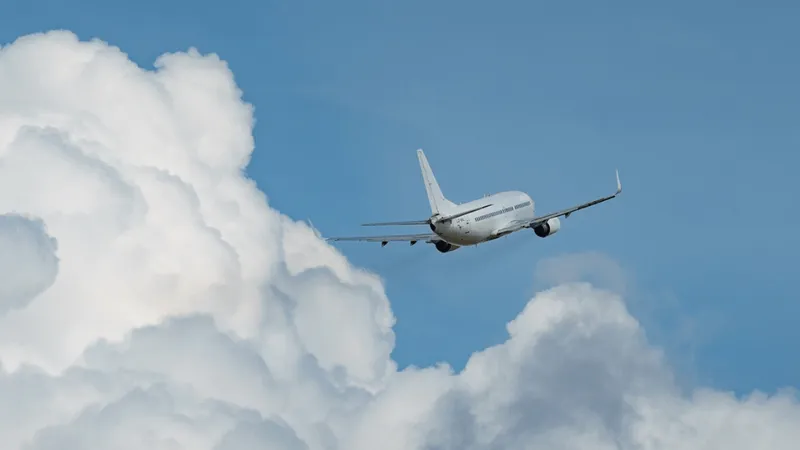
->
[325,232,439,246]
[530,170,622,225]
[493,170,622,236]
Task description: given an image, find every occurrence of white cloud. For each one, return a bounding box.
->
[0,30,797,449]
[0,213,59,315]
[533,251,629,295]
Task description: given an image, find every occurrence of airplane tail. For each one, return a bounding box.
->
[417,149,457,215]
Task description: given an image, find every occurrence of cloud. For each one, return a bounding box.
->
[0,213,59,314]
[534,251,629,295]
[0,30,797,449]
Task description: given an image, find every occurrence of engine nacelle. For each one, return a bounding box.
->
[533,217,561,238]
[434,240,461,253]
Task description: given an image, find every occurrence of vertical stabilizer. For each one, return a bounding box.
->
[417,149,456,215]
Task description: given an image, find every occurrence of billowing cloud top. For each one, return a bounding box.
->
[0,30,796,449]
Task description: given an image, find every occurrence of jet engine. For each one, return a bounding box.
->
[434,240,461,253]
[533,217,561,238]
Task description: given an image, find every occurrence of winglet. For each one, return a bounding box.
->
[307,219,323,239]
[615,169,622,195]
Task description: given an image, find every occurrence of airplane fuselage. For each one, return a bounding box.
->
[430,191,535,246]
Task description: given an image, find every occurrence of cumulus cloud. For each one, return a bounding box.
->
[0,213,59,314]
[534,251,629,295]
[0,30,797,449]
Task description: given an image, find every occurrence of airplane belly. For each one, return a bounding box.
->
[435,225,482,246]
[449,234,482,245]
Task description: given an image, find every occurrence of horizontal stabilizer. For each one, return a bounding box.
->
[362,219,430,226]
[438,204,492,222]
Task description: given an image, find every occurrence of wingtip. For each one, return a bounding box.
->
[615,169,622,194]
[307,218,323,239]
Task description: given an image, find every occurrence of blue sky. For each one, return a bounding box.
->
[2,1,798,394]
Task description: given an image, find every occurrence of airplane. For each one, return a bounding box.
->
[324,149,622,253]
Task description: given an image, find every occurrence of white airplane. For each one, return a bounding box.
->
[325,149,622,253]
